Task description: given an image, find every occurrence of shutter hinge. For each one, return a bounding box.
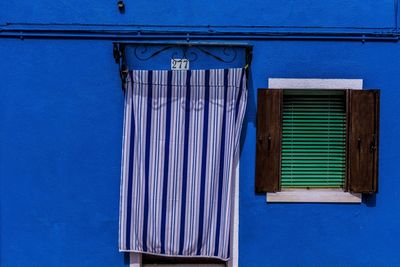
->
[257,134,271,151]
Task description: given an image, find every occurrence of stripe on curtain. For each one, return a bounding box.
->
[119,68,247,260]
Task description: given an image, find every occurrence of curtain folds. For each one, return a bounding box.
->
[119,68,247,260]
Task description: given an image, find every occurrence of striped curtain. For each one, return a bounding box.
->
[119,68,247,260]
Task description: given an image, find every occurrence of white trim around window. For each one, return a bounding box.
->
[267,189,361,203]
[268,78,363,90]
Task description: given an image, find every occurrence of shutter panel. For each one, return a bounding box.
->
[255,89,283,193]
[347,90,380,193]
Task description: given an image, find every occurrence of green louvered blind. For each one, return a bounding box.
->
[281,90,346,188]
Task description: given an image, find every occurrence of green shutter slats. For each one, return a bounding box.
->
[281,91,346,189]
[282,164,344,167]
[282,150,344,154]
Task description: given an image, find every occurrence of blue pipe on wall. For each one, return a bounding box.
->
[395,0,399,31]
[0,30,398,42]
[0,24,399,42]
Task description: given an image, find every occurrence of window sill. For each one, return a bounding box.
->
[266,189,362,203]
[144,265,224,267]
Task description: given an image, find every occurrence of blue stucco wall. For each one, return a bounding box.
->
[0,0,395,27]
[241,41,400,267]
[1,1,400,267]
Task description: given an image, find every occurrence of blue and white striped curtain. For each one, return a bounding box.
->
[119,68,247,260]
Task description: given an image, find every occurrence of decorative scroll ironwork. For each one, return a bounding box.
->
[113,42,253,92]
[133,45,238,63]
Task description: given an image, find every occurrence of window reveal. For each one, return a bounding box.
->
[281,90,346,189]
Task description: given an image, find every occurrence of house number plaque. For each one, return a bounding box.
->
[171,58,189,70]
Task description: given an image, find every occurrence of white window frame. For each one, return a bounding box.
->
[130,163,240,267]
[266,78,363,203]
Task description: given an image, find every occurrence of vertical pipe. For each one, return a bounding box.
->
[395,0,399,31]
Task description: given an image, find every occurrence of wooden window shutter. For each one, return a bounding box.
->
[255,89,283,193]
[347,90,380,193]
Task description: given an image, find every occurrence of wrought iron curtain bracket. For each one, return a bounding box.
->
[245,46,253,78]
[113,43,128,91]
[132,44,241,63]
[113,42,253,91]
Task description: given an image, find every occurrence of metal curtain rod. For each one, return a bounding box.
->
[113,42,253,91]
[113,41,254,47]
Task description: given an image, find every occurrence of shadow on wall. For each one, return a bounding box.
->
[239,69,257,157]
[363,194,376,207]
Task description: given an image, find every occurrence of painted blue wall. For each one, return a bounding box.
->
[1,1,400,267]
[0,0,395,27]
[241,41,400,267]
[0,40,125,267]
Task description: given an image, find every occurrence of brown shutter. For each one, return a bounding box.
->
[255,89,283,193]
[347,90,380,193]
